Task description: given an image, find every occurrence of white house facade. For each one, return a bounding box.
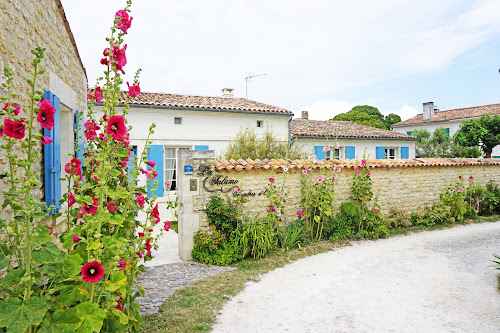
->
[292,112,418,160]
[393,102,500,158]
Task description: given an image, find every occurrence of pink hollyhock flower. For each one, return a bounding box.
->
[107,201,118,213]
[37,99,56,130]
[142,169,158,180]
[127,81,140,97]
[109,45,127,73]
[296,211,304,217]
[322,146,331,152]
[3,119,25,139]
[137,251,144,258]
[355,167,360,173]
[361,160,367,167]
[65,157,82,177]
[116,9,133,34]
[135,193,145,207]
[73,235,80,243]
[146,160,156,168]
[81,261,105,283]
[88,87,103,103]
[469,176,474,180]
[99,133,107,143]
[458,186,464,193]
[83,198,99,215]
[118,260,127,268]
[164,221,171,231]
[145,238,152,254]
[47,227,53,235]
[316,175,325,184]
[302,169,308,175]
[84,120,100,141]
[269,205,275,212]
[372,208,377,213]
[269,177,275,183]
[151,203,160,224]
[334,174,338,180]
[2,103,20,116]
[41,135,53,145]
[458,175,462,180]
[337,167,341,173]
[68,192,75,207]
[106,115,127,141]
[335,142,340,149]
[367,170,370,176]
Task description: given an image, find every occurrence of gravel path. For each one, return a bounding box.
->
[212,222,500,333]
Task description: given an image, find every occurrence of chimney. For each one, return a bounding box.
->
[301,111,309,120]
[221,88,234,98]
[423,102,434,120]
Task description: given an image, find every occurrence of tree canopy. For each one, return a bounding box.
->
[454,114,500,158]
[413,127,481,158]
[330,105,401,130]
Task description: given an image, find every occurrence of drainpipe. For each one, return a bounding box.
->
[288,115,294,147]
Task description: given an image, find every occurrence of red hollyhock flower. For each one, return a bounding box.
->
[103,45,128,74]
[118,259,127,268]
[41,135,53,145]
[107,201,118,213]
[83,198,99,215]
[137,251,144,258]
[138,232,144,237]
[3,119,25,139]
[73,235,80,243]
[81,261,105,283]
[151,203,160,224]
[68,192,75,207]
[106,115,127,141]
[146,160,155,168]
[116,9,133,34]
[84,120,100,140]
[135,193,145,207]
[116,299,124,312]
[94,87,103,103]
[65,157,82,176]
[3,103,20,116]
[127,81,140,97]
[37,99,56,130]
[164,221,171,232]
[145,238,152,254]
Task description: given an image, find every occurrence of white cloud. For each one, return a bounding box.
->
[299,100,355,120]
[395,105,419,121]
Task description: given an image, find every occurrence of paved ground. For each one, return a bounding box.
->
[212,222,500,333]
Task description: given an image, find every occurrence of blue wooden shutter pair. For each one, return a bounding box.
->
[314,146,325,160]
[401,146,409,159]
[376,147,386,159]
[194,145,209,150]
[445,128,450,136]
[74,110,84,164]
[147,145,164,197]
[345,146,355,159]
[43,91,61,214]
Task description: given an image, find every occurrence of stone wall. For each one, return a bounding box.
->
[0,0,87,228]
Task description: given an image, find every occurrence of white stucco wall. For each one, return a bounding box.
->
[295,138,416,160]
[393,119,500,157]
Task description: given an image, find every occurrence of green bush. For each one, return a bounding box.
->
[371,224,390,239]
[192,229,242,266]
[480,181,500,215]
[204,195,244,236]
[237,218,278,259]
[338,202,363,232]
[277,218,306,251]
[385,207,412,229]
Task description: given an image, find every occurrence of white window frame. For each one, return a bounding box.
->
[385,147,397,159]
[164,146,190,192]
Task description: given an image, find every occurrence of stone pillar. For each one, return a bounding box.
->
[177,149,215,260]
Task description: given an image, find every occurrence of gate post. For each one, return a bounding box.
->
[177,149,215,260]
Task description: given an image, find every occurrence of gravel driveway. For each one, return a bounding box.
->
[212,222,500,333]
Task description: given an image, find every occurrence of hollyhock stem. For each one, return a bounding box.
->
[90,282,96,303]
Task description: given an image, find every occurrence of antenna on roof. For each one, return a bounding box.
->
[245,73,267,99]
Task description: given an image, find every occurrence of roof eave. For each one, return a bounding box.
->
[293,135,419,141]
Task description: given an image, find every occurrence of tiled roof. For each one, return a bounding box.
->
[291,119,418,140]
[214,158,500,172]
[113,91,293,114]
[55,0,86,77]
[393,103,500,127]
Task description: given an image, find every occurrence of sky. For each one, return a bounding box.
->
[62,0,500,121]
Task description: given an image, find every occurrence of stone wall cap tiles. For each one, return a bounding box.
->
[214,158,500,172]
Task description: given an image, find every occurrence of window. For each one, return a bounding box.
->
[164,147,189,191]
[334,148,341,160]
[325,150,332,160]
[385,148,396,159]
[257,120,263,128]
[174,117,182,125]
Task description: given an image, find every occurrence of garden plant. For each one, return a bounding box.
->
[0,1,166,332]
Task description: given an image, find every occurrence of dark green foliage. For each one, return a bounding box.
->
[337,202,363,232]
[454,114,500,158]
[204,195,242,236]
[385,207,412,229]
[191,230,242,266]
[277,219,306,251]
[237,218,277,259]
[479,181,500,215]
[324,215,354,241]
[331,105,401,130]
[413,127,481,158]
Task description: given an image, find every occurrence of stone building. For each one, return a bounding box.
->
[0,0,87,228]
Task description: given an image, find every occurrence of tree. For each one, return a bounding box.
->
[331,105,401,130]
[413,127,481,158]
[223,127,305,160]
[454,114,500,158]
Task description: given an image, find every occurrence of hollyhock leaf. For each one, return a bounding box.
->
[115,148,130,158]
[39,308,81,333]
[101,236,126,253]
[43,262,63,277]
[110,169,121,178]
[58,285,89,307]
[63,253,84,277]
[32,242,67,264]
[136,285,145,297]
[105,271,127,292]
[111,308,129,325]
[109,215,123,226]
[1,269,25,287]
[0,297,48,333]
[86,241,102,250]
[82,196,95,205]
[33,211,48,219]
[110,187,129,199]
[75,302,106,333]
[0,253,9,271]
[31,233,53,247]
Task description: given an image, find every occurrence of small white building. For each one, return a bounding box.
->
[392,102,500,158]
[291,112,418,160]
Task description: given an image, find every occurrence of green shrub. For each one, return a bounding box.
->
[204,195,245,236]
[237,218,278,259]
[439,180,467,222]
[424,204,454,225]
[371,224,390,239]
[480,181,500,215]
[277,218,306,251]
[192,229,242,266]
[327,216,354,241]
[385,207,412,229]
[338,202,363,232]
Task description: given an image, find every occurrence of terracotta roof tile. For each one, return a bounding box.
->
[96,90,293,114]
[214,158,500,172]
[393,103,500,126]
[291,119,418,140]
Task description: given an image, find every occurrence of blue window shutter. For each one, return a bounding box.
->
[407,131,414,135]
[147,145,164,197]
[376,147,385,159]
[194,145,209,150]
[314,146,325,160]
[127,145,138,183]
[345,146,355,159]
[74,110,84,164]
[401,146,409,159]
[44,91,61,214]
[445,128,450,136]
